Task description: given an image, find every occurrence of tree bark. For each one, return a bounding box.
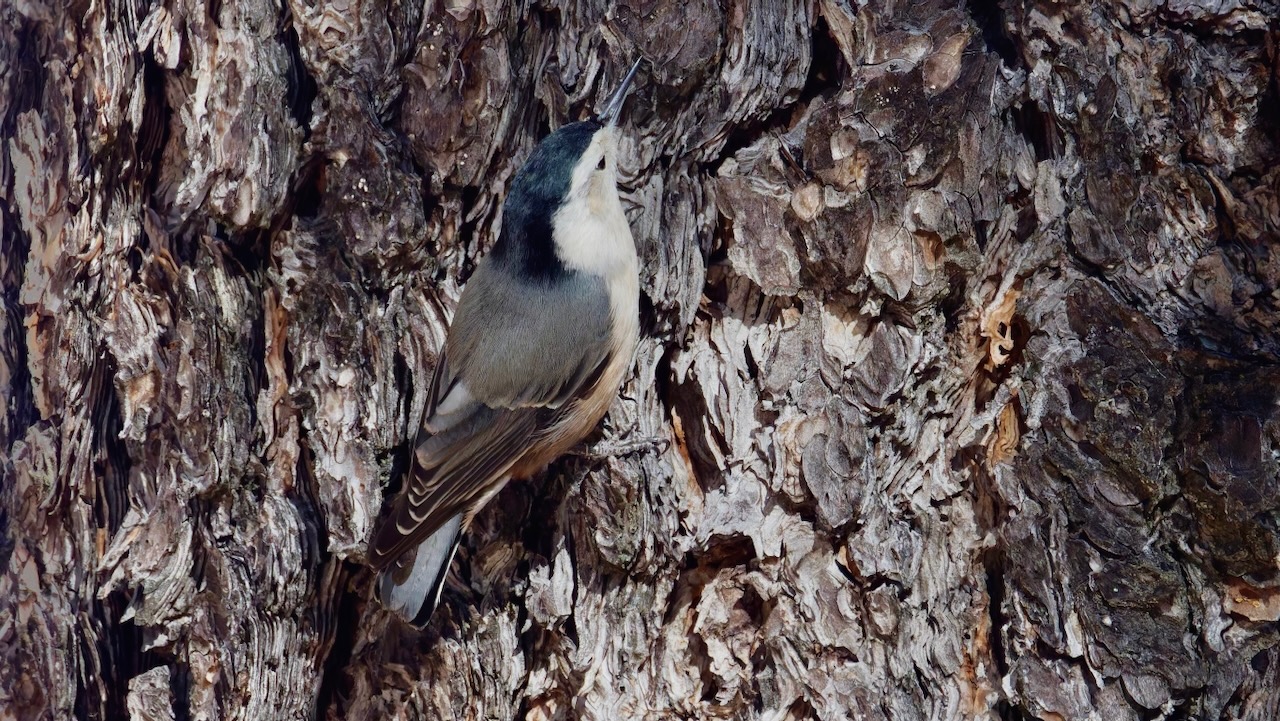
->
[4,0,1280,719]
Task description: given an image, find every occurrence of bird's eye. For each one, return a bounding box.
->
[596,156,607,171]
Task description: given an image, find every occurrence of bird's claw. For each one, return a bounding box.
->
[570,435,670,461]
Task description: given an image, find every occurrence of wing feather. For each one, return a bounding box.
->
[373,405,541,564]
[368,262,616,570]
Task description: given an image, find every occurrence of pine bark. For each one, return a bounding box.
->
[4,1,1280,719]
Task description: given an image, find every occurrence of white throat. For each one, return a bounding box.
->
[551,174,637,279]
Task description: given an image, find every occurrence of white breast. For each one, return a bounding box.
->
[553,163,639,365]
[552,171,637,280]
[550,128,640,421]
[535,170,640,458]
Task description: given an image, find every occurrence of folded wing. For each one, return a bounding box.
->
[368,263,614,571]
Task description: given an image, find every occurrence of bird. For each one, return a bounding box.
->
[368,59,644,625]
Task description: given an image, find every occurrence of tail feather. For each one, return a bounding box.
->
[377,513,463,625]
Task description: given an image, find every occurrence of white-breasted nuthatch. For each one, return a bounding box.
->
[368,59,644,624]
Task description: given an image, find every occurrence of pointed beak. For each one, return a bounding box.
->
[598,58,643,126]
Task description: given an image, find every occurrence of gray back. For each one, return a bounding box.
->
[447,259,614,408]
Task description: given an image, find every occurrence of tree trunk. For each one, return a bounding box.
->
[4,0,1280,719]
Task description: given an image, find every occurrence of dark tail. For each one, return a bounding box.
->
[376,513,463,625]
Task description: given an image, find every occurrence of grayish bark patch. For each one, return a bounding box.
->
[3,0,1280,719]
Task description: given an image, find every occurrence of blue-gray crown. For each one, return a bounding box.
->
[492,120,603,280]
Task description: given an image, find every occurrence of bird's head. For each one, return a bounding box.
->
[495,60,643,280]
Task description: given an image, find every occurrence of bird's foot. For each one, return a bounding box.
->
[571,434,670,461]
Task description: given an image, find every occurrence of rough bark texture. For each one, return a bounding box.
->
[4,0,1280,719]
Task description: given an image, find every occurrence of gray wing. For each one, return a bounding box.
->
[369,261,614,569]
[444,262,617,409]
